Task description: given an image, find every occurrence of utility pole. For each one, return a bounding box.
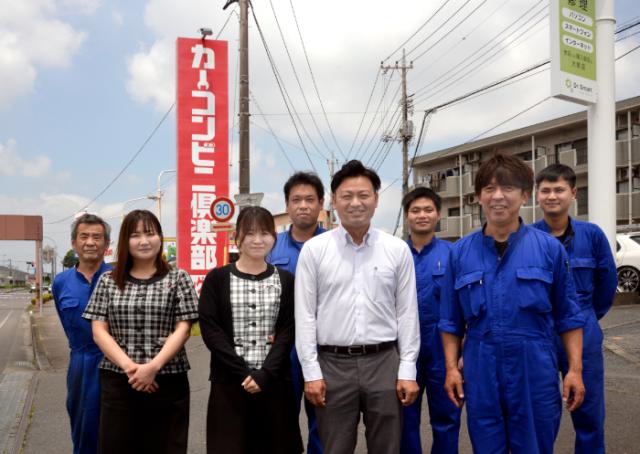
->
[238,0,250,194]
[328,152,338,230]
[381,49,413,238]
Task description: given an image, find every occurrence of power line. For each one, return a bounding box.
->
[249,1,319,170]
[414,5,548,106]
[348,68,381,159]
[412,0,489,62]
[382,0,452,63]
[411,0,546,101]
[616,18,640,35]
[47,103,175,224]
[353,72,399,160]
[409,0,511,84]
[405,0,474,59]
[289,0,346,159]
[616,42,640,61]
[267,0,333,159]
[215,6,237,39]
[250,91,296,170]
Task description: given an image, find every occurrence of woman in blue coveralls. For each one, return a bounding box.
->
[439,153,586,454]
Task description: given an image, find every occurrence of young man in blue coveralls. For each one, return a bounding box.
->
[400,187,461,454]
[439,153,587,454]
[532,164,617,454]
[268,171,326,454]
[52,213,112,454]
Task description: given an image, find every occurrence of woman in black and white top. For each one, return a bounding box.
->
[199,206,303,454]
[83,210,199,454]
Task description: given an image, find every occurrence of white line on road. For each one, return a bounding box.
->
[0,312,11,330]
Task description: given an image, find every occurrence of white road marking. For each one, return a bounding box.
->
[0,312,11,330]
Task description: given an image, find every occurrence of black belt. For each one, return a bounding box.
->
[318,341,396,356]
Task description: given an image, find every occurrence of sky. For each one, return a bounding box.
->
[1,0,639,273]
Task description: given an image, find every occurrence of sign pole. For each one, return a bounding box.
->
[588,0,616,250]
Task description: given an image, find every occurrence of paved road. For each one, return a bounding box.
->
[15,298,640,454]
[0,290,36,454]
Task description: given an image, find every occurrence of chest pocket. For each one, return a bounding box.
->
[516,267,553,313]
[454,271,486,320]
[270,257,290,267]
[570,257,596,295]
[371,267,397,302]
[431,268,446,299]
[59,297,81,329]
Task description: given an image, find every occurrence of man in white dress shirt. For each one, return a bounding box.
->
[295,160,420,454]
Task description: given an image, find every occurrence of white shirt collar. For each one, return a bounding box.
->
[337,224,376,247]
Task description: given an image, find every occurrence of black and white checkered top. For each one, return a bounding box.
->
[230,265,282,369]
[83,268,199,374]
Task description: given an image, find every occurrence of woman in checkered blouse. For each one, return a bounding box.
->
[199,206,303,454]
[83,210,199,454]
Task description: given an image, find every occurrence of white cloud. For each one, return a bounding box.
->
[111,9,124,27]
[58,0,102,15]
[0,139,52,177]
[0,0,88,108]
[126,39,174,110]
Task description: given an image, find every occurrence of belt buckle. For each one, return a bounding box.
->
[347,345,365,356]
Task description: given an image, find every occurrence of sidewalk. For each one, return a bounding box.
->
[23,304,211,454]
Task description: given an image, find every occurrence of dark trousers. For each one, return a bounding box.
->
[316,347,403,454]
[206,380,303,454]
[98,369,190,454]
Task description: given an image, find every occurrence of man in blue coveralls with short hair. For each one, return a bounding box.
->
[533,163,617,454]
[268,171,326,454]
[400,187,461,454]
[52,213,112,454]
[440,153,586,454]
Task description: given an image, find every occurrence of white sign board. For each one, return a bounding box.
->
[550,0,597,105]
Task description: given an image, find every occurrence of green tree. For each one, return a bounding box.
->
[62,249,78,269]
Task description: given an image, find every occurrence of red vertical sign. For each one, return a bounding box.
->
[176,38,229,293]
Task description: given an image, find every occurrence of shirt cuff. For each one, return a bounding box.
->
[398,360,416,381]
[301,361,323,382]
[557,313,586,333]
[438,319,465,338]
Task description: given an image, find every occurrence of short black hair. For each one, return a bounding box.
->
[283,172,325,202]
[71,213,111,244]
[475,153,533,195]
[402,187,441,213]
[535,163,577,188]
[330,160,381,193]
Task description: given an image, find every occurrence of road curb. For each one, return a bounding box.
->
[29,312,52,372]
[7,372,38,454]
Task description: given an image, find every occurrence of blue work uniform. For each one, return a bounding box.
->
[439,222,584,454]
[532,218,617,453]
[52,262,111,454]
[401,237,461,454]
[267,225,326,454]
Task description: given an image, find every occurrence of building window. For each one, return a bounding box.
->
[574,138,588,165]
[535,146,547,159]
[448,207,460,217]
[516,150,533,161]
[577,187,588,215]
[618,180,630,194]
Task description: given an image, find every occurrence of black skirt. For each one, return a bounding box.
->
[99,369,190,454]
[206,379,303,454]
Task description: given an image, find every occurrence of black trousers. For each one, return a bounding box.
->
[206,380,303,454]
[99,369,190,454]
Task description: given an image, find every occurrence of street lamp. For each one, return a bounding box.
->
[148,169,176,226]
[44,235,58,279]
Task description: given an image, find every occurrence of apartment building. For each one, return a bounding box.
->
[411,96,640,241]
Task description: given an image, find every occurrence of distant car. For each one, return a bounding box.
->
[616,233,640,292]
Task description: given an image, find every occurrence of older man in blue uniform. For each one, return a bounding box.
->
[52,214,111,454]
[440,154,586,454]
[400,187,461,454]
[268,171,326,454]
[533,164,617,453]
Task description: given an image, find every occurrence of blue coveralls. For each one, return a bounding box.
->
[52,262,111,454]
[268,225,326,454]
[439,222,585,454]
[532,218,617,453]
[401,237,461,454]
